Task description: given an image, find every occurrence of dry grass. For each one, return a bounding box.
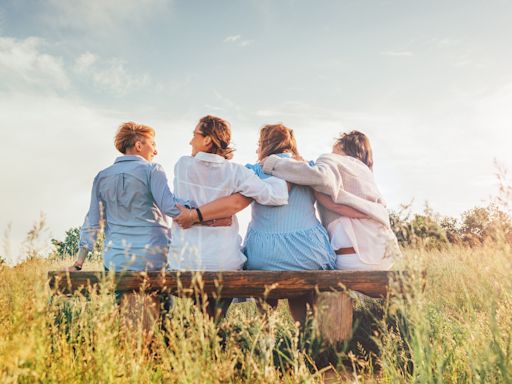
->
[1,242,511,383]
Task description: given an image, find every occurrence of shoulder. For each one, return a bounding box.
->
[94,162,115,181]
[316,153,340,163]
[245,162,269,179]
[173,155,193,170]
[175,155,193,166]
[149,161,168,171]
[229,161,258,180]
[148,162,170,179]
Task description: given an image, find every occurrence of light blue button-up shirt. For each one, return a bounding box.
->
[79,155,184,271]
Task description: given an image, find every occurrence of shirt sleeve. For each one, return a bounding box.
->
[149,163,184,217]
[234,165,288,206]
[262,154,338,197]
[79,174,102,251]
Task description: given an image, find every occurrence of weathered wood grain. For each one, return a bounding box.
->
[48,270,401,298]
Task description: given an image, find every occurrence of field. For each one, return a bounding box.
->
[1,242,511,383]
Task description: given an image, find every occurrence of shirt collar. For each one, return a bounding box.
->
[114,155,147,163]
[194,152,226,163]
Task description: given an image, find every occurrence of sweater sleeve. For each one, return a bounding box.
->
[262,154,339,198]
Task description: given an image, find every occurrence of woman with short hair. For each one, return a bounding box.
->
[72,121,183,272]
[67,121,187,335]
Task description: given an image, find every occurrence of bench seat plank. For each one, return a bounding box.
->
[48,270,396,298]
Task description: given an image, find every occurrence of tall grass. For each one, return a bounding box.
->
[378,242,512,383]
[1,242,511,382]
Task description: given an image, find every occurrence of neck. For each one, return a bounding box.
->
[125,149,140,156]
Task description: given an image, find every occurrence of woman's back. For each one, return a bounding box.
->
[168,152,288,271]
[249,184,318,232]
[84,155,171,271]
[244,160,335,271]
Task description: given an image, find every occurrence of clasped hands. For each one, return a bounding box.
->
[173,204,232,229]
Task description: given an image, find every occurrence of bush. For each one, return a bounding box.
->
[51,227,80,260]
[390,203,449,250]
[390,202,512,249]
[460,204,512,246]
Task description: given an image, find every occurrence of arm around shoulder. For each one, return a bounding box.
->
[235,165,288,206]
[262,154,338,196]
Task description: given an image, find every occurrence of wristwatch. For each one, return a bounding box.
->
[73,263,82,271]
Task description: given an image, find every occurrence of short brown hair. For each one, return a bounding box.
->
[335,130,374,170]
[258,123,302,161]
[114,122,155,154]
[197,115,234,159]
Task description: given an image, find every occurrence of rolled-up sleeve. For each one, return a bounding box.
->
[235,166,288,206]
[149,163,184,217]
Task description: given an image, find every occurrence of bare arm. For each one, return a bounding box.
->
[314,191,369,219]
[64,246,89,271]
[174,193,252,228]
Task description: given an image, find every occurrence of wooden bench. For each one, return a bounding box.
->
[48,270,402,343]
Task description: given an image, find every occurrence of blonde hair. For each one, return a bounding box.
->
[258,123,302,161]
[197,115,234,159]
[335,130,374,170]
[114,122,155,154]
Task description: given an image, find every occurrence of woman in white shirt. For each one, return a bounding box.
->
[168,115,288,273]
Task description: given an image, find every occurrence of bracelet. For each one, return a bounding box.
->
[195,208,204,223]
[73,263,82,271]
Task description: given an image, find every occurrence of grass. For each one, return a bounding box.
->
[1,242,511,383]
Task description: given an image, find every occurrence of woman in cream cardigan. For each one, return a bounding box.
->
[262,131,401,270]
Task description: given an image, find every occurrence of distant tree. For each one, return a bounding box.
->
[439,216,462,244]
[390,202,449,249]
[460,204,512,246]
[51,223,104,261]
[51,227,80,259]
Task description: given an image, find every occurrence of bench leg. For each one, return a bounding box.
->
[120,292,161,344]
[313,292,353,344]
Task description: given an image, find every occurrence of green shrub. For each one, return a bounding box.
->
[51,227,80,260]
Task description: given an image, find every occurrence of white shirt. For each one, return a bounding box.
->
[168,152,288,271]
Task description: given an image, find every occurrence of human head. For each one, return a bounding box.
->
[114,121,157,161]
[333,130,374,170]
[190,115,234,159]
[257,123,302,161]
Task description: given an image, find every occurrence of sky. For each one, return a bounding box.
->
[1,0,511,264]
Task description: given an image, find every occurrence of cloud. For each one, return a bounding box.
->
[0,37,151,97]
[74,52,150,95]
[223,34,253,47]
[224,35,241,43]
[0,36,69,91]
[380,50,413,57]
[74,52,97,73]
[43,0,171,33]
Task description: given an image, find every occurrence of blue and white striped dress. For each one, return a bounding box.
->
[243,155,336,271]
